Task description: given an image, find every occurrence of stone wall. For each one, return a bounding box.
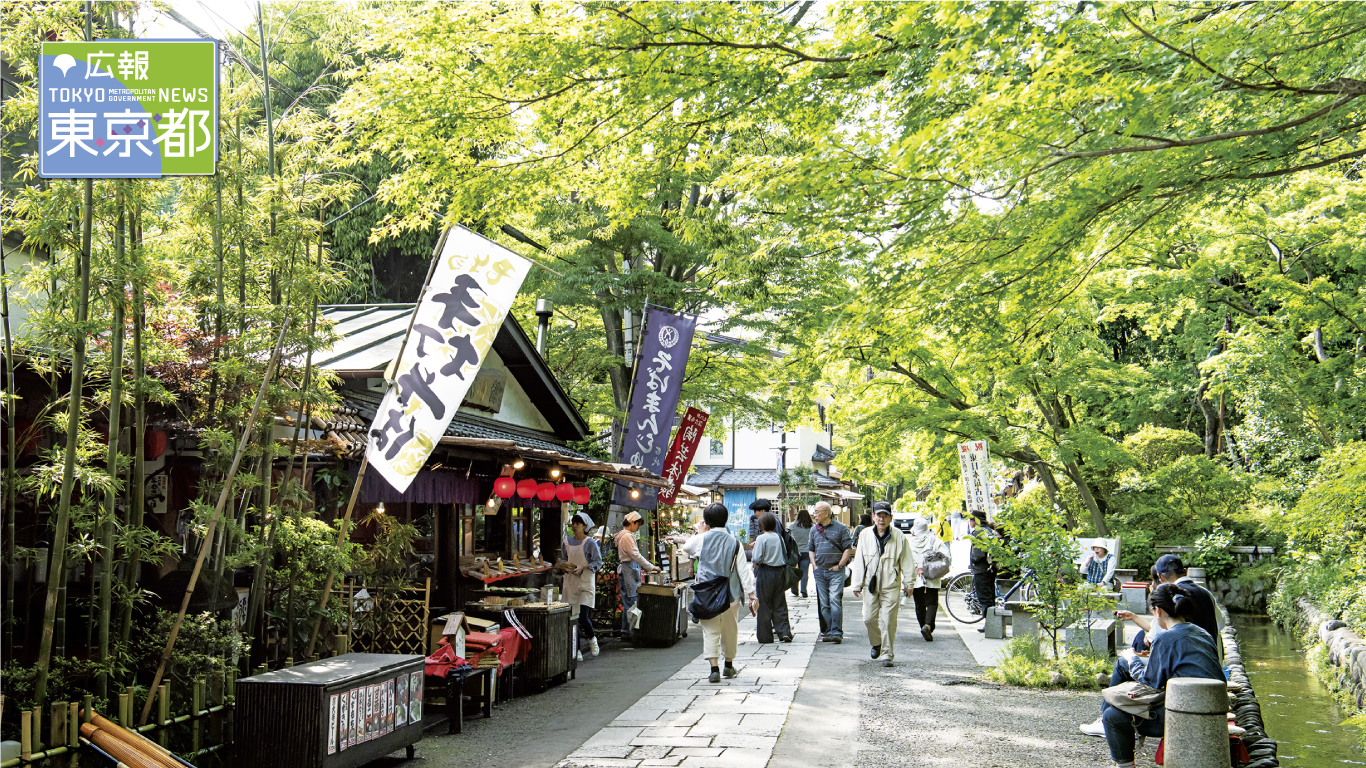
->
[1221,608,1279,768]
[1290,596,1366,709]
[1209,577,1269,612]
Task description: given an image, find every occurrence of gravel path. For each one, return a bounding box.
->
[775,591,1126,768]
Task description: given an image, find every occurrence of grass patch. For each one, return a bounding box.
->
[986,636,1113,691]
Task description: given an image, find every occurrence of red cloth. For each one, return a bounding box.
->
[423,637,470,678]
[464,631,501,651]
[1122,581,1150,588]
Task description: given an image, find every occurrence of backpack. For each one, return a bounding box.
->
[922,550,951,581]
[779,526,801,591]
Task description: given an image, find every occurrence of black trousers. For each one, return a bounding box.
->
[755,564,792,642]
[971,570,996,615]
[577,604,595,641]
[912,586,939,631]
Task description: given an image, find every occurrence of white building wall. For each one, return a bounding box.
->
[456,349,554,433]
[689,419,833,472]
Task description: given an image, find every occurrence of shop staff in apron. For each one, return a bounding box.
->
[560,511,602,660]
[615,511,661,638]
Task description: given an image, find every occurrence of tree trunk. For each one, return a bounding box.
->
[36,174,93,705]
[1061,461,1109,537]
[120,204,146,646]
[1193,362,1218,458]
[2,233,19,659]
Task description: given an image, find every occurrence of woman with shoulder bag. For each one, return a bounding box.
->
[690,503,756,683]
[908,517,951,641]
[1100,582,1223,768]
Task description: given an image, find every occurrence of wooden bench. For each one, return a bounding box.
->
[437,667,495,735]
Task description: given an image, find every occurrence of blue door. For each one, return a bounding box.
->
[725,488,756,538]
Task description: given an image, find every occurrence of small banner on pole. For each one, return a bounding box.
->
[657,407,709,505]
[615,306,697,508]
[957,440,992,516]
[40,39,220,178]
[366,226,531,493]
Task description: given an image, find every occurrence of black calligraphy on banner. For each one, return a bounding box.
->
[364,226,532,493]
[614,307,697,509]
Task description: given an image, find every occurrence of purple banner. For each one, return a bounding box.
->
[614,307,697,508]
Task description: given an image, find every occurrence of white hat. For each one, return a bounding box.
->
[571,511,595,529]
[624,511,643,524]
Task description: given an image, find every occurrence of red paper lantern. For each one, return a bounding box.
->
[556,483,575,502]
[536,482,557,501]
[516,478,538,499]
[494,477,517,499]
[144,428,167,460]
[573,486,591,505]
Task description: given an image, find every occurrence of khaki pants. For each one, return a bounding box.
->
[701,601,740,662]
[862,584,902,660]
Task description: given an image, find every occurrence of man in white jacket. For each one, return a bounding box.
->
[851,503,917,666]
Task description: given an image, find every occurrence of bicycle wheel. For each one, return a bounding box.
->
[944,573,985,624]
[1021,581,1039,603]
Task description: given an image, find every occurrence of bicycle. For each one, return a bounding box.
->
[943,567,1039,624]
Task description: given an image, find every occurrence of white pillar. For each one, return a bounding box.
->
[1163,677,1228,768]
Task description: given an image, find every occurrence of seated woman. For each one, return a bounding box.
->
[1101,582,1224,768]
[1080,544,1117,590]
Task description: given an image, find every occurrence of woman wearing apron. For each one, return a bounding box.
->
[560,511,603,659]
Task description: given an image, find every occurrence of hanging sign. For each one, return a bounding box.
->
[657,407,709,505]
[39,39,219,178]
[365,226,531,492]
[614,306,697,509]
[957,440,993,516]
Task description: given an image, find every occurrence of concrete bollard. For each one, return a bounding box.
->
[1164,677,1228,768]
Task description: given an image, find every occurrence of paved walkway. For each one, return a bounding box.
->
[558,601,818,768]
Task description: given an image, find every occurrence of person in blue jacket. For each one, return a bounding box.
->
[1101,582,1224,768]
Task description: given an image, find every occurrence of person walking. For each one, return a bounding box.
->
[853,512,874,541]
[967,510,997,629]
[850,505,915,665]
[746,498,785,559]
[750,512,794,643]
[694,503,756,682]
[908,517,951,641]
[788,509,814,598]
[808,501,855,643]
[614,511,661,638]
[558,511,602,659]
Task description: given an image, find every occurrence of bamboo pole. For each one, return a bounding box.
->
[98,195,127,701]
[138,320,291,726]
[35,106,95,705]
[1,215,18,660]
[120,201,145,645]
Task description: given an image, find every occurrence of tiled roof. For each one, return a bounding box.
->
[333,389,592,460]
[812,444,837,462]
[683,467,843,489]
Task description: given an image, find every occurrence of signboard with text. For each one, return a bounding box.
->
[365,226,531,493]
[40,39,219,178]
[614,306,697,509]
[657,407,709,505]
[957,440,993,516]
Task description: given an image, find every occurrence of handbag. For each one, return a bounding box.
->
[922,550,951,581]
[1102,681,1165,719]
[688,536,739,621]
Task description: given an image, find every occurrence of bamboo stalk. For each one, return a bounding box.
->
[35,161,94,706]
[120,201,145,646]
[98,195,127,701]
[1,229,17,660]
[138,320,291,726]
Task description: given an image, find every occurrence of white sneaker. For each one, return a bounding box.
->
[1079,717,1105,737]
[575,650,583,662]
[589,638,600,657]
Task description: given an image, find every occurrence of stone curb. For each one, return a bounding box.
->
[1221,608,1279,768]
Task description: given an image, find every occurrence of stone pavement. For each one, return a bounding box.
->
[557,600,818,768]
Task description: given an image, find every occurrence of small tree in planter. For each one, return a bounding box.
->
[984,501,1115,659]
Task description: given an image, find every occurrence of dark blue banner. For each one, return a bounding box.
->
[614,306,697,509]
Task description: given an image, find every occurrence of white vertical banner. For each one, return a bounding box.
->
[957,440,992,516]
[365,225,532,492]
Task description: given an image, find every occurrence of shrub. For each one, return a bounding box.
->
[1122,425,1203,473]
[1190,525,1239,582]
[986,637,1112,690]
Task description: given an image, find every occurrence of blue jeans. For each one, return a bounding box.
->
[814,567,846,636]
[618,563,640,635]
[1102,703,1164,763]
[792,557,811,597]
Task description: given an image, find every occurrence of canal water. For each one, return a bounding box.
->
[1232,613,1366,764]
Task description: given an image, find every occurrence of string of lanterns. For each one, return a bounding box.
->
[491,465,592,506]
